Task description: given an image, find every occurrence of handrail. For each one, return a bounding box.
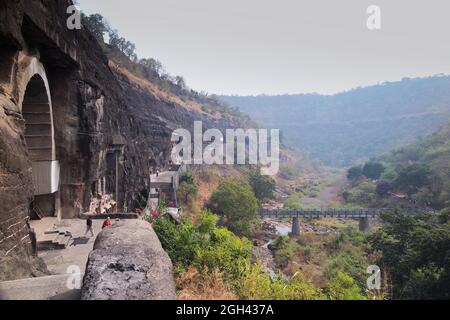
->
[259,208,433,218]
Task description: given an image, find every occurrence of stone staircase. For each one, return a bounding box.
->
[37,230,73,251]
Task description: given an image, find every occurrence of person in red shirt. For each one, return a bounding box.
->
[102,217,112,229]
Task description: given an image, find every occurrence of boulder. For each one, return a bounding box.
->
[80,220,176,300]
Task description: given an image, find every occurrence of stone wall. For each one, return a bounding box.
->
[81,220,176,300]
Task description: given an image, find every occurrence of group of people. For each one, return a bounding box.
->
[84,216,113,238]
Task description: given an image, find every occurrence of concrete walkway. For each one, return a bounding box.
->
[150,171,177,183]
[31,218,103,274]
[0,274,82,300]
[0,218,104,300]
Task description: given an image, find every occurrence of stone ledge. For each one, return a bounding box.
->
[80,219,176,300]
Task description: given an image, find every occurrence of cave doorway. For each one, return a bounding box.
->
[22,74,60,219]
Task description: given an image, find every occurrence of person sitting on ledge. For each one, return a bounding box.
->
[102,217,112,229]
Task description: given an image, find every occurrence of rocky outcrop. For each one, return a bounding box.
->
[80,220,176,300]
[0,0,240,281]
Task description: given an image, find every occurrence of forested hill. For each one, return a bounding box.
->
[221,76,450,167]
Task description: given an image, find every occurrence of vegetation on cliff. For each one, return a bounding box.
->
[344,123,450,210]
[81,12,252,126]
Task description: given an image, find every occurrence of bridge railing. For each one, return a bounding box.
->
[258,208,432,218]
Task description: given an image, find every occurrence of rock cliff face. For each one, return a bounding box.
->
[0,0,237,281]
[81,220,176,300]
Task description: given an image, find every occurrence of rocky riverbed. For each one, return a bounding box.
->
[252,218,338,279]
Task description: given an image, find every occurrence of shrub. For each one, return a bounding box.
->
[283,193,303,210]
[269,236,300,269]
[325,272,367,300]
[153,210,252,278]
[209,179,259,236]
[235,263,324,300]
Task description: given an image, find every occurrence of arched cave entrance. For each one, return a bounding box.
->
[22,74,60,219]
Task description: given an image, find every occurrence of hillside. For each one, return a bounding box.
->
[342,123,450,210]
[221,76,450,167]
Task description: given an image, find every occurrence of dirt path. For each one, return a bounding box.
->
[300,172,348,208]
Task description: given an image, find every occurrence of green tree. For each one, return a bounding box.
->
[283,193,303,210]
[362,162,385,180]
[249,170,276,201]
[209,179,259,236]
[82,13,108,42]
[177,182,198,206]
[369,212,450,299]
[376,180,393,196]
[347,165,363,180]
[394,163,430,195]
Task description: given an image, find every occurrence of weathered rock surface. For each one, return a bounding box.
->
[0,0,240,281]
[80,220,176,300]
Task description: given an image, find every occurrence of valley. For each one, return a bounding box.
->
[0,0,449,302]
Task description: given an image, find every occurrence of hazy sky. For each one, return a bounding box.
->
[78,0,450,95]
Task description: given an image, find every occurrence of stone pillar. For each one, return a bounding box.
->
[359,217,371,232]
[55,192,62,222]
[115,150,120,212]
[292,217,301,236]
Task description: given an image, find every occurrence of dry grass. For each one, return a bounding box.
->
[176,267,237,300]
[184,165,242,222]
[109,61,221,117]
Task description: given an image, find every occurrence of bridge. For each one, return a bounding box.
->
[259,208,430,235]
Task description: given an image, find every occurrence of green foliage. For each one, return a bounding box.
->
[154,211,328,300]
[381,165,398,180]
[235,263,324,300]
[248,170,276,202]
[177,172,198,208]
[283,193,303,210]
[82,13,108,42]
[368,212,450,299]
[347,165,363,180]
[343,181,377,206]
[180,172,195,185]
[209,179,259,236]
[177,182,198,207]
[153,211,252,277]
[325,272,367,300]
[269,236,300,268]
[394,163,430,195]
[325,252,368,291]
[376,180,393,196]
[362,161,385,180]
[373,124,450,208]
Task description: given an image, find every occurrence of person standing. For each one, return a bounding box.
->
[85,216,94,237]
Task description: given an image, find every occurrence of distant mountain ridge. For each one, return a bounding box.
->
[221,76,450,167]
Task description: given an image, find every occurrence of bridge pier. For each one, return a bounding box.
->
[359,217,371,232]
[291,217,301,236]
